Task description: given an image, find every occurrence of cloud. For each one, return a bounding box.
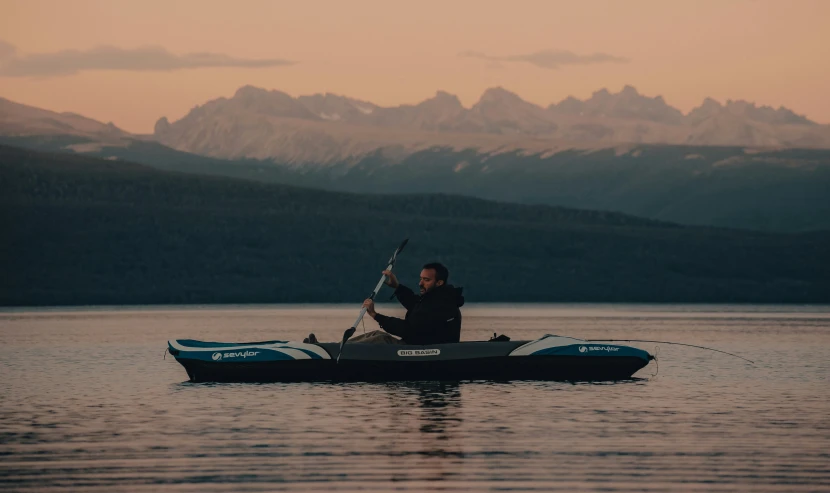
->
[0,40,295,77]
[459,49,628,69]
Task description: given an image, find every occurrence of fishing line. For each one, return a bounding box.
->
[587,339,754,364]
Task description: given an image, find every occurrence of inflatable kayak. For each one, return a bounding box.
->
[167,334,654,383]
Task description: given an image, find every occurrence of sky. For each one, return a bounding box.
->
[1,0,829,133]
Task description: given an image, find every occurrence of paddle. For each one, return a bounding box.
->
[336,238,409,363]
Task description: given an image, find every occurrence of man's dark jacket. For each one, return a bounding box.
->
[374,284,465,344]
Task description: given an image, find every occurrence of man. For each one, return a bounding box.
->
[352,262,465,345]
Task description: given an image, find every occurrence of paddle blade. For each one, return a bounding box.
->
[336,327,357,363]
[342,327,356,342]
[397,238,408,254]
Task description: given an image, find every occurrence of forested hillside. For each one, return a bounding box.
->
[2,145,828,306]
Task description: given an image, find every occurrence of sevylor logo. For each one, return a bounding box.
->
[211,350,260,360]
[397,349,441,357]
[586,346,619,352]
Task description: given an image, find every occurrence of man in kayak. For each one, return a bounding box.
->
[352,262,465,344]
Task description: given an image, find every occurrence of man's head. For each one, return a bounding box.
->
[419,262,449,295]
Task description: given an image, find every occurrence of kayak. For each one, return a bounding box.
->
[167,334,654,382]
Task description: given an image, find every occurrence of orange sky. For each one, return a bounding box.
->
[1,0,829,133]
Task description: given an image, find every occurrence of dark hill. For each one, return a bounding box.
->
[1,145,828,306]
[3,136,830,233]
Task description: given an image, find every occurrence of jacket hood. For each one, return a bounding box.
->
[429,284,465,307]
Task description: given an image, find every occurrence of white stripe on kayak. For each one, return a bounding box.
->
[168,340,330,359]
[509,335,586,356]
[268,348,312,360]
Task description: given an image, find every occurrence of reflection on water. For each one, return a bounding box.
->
[381,381,464,437]
[1,304,829,492]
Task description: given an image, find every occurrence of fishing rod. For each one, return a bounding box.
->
[336,238,409,363]
[586,339,755,364]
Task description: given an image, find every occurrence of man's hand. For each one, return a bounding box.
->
[363,298,377,318]
[382,270,399,289]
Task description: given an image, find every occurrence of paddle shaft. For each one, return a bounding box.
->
[337,239,408,363]
[350,259,395,330]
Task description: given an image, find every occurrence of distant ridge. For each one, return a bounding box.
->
[1,133,828,233]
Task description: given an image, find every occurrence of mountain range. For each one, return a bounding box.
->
[150,85,830,163]
[2,91,829,233]
[4,83,830,166]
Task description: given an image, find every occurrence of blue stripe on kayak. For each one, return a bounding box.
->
[175,339,288,349]
[530,344,650,360]
[177,347,302,363]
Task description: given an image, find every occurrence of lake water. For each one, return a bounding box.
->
[1,304,829,492]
